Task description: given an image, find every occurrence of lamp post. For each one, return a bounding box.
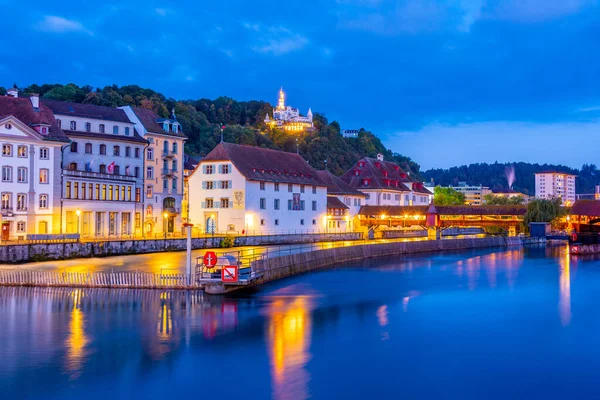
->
[75,208,81,238]
[163,212,168,240]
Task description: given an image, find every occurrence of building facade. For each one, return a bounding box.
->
[316,170,366,231]
[264,88,313,132]
[42,99,146,237]
[451,182,491,206]
[0,91,68,240]
[340,154,431,206]
[120,106,187,236]
[188,143,328,234]
[535,171,577,205]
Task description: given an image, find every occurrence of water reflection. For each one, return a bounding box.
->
[65,289,89,379]
[266,297,313,400]
[559,249,571,327]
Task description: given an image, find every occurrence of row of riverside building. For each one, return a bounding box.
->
[0,88,431,240]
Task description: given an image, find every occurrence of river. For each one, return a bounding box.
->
[1,244,596,399]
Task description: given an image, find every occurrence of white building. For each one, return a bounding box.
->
[535,171,577,205]
[451,182,491,206]
[0,91,68,240]
[120,106,187,236]
[342,129,359,139]
[340,154,431,206]
[42,99,146,237]
[187,142,328,234]
[316,170,366,231]
[264,88,313,132]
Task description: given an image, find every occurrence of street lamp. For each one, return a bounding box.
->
[75,209,81,237]
[163,212,168,240]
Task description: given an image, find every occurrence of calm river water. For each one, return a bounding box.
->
[1,244,598,399]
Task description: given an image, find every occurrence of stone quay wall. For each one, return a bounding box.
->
[0,232,363,264]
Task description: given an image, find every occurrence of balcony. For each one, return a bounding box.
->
[162,149,177,159]
[64,169,138,183]
[163,207,180,214]
[162,168,175,177]
[1,207,13,216]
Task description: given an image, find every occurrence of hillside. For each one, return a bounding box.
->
[423,162,599,195]
[2,83,421,178]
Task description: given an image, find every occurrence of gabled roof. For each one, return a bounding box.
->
[199,142,326,186]
[571,200,600,216]
[0,96,68,142]
[316,170,366,197]
[42,99,131,123]
[327,196,349,210]
[130,106,187,138]
[340,156,432,194]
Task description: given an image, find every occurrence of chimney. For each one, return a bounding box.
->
[7,88,18,98]
[30,93,40,109]
[376,153,384,161]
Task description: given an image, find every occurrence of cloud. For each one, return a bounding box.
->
[242,22,260,31]
[155,8,168,17]
[247,25,309,55]
[485,0,597,23]
[37,16,93,35]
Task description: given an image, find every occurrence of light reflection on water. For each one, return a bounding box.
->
[2,245,600,399]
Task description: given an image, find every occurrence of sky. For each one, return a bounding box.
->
[2,0,600,170]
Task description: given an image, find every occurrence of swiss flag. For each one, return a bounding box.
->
[107,161,115,174]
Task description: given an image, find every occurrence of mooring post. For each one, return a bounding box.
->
[183,223,194,285]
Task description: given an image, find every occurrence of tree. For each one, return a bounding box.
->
[483,194,525,205]
[523,198,565,229]
[434,186,466,205]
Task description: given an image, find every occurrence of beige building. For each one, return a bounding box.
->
[451,182,491,206]
[121,106,187,236]
[534,171,576,205]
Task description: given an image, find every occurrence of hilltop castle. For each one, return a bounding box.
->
[264,88,313,132]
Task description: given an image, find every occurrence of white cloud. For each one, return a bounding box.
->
[37,16,93,35]
[242,22,260,31]
[248,25,309,55]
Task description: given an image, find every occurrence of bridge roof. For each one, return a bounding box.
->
[571,200,600,216]
[358,205,527,216]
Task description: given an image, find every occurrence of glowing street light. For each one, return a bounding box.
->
[163,212,168,240]
[75,208,81,236]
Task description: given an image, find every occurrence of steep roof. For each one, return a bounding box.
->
[130,106,187,138]
[316,170,366,197]
[0,96,68,142]
[340,156,431,195]
[327,196,349,210]
[571,200,600,216]
[42,99,131,123]
[199,142,326,186]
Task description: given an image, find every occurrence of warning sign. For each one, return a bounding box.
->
[222,266,239,283]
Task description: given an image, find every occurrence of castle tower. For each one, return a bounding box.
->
[307,108,313,121]
[277,87,285,111]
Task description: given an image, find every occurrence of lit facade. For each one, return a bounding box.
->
[264,88,313,132]
[535,171,576,205]
[451,182,491,206]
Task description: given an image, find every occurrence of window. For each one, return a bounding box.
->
[82,183,87,199]
[135,148,140,158]
[108,185,113,201]
[17,167,27,182]
[288,184,293,192]
[16,221,25,233]
[68,162,77,171]
[39,148,49,160]
[17,194,26,211]
[312,186,317,194]
[300,200,305,210]
[146,167,154,179]
[65,182,71,199]
[146,185,153,198]
[274,183,280,192]
[260,182,265,191]
[260,219,265,226]
[17,146,27,158]
[1,193,11,209]
[99,124,105,133]
[113,145,120,156]
[222,164,230,174]
[85,143,92,154]
[172,142,178,154]
[115,185,120,201]
[39,194,48,209]
[312,201,317,211]
[163,179,168,190]
[260,198,266,209]
[135,167,140,178]
[172,159,177,171]
[172,178,177,190]
[57,119,61,128]
[114,165,120,175]
[95,184,100,200]
[2,166,12,182]
[147,148,153,160]
[113,125,119,134]
[288,200,292,210]
[312,219,316,225]
[220,180,230,189]
[300,185,305,193]
[163,141,169,153]
[274,199,280,210]
[99,144,106,155]
[2,144,12,157]
[70,142,78,153]
[205,165,214,174]
[125,127,130,136]
[85,122,91,132]
[206,198,214,208]
[99,164,106,174]
[136,188,140,202]
[125,147,131,157]
[275,219,279,226]
[70,121,76,130]
[221,198,229,208]
[127,186,132,201]
[74,182,79,199]
[300,219,305,226]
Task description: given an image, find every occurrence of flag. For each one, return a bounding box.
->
[107,161,115,174]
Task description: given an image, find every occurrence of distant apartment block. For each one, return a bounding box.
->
[451,182,491,206]
[534,171,576,205]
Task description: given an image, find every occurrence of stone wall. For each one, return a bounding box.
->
[0,232,362,264]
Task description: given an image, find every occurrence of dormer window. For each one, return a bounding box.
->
[383,171,388,177]
[125,127,130,136]
[401,173,407,179]
[363,178,369,186]
[163,122,169,131]
[113,125,119,135]
[172,123,178,133]
[70,121,76,130]
[354,170,359,176]
[375,162,380,168]
[358,162,365,168]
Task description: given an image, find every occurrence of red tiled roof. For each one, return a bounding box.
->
[340,156,431,194]
[571,200,600,216]
[327,196,349,210]
[358,205,428,216]
[358,205,526,216]
[130,106,187,138]
[316,170,366,196]
[200,142,326,186]
[0,96,68,142]
[42,99,131,123]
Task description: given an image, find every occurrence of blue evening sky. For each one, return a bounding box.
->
[1,0,599,169]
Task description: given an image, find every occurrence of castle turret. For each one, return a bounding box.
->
[307,108,313,121]
[277,87,285,111]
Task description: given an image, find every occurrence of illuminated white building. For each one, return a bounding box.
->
[264,88,313,132]
[535,171,576,205]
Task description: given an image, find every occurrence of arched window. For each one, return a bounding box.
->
[172,142,177,153]
[70,142,78,153]
[146,205,153,217]
[163,197,175,209]
[163,140,169,152]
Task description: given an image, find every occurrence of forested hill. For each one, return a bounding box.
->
[423,162,600,195]
[1,83,421,177]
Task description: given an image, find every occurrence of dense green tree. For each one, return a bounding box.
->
[523,198,566,231]
[483,194,525,205]
[434,186,466,205]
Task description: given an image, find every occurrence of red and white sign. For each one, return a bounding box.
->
[204,251,217,268]
[222,266,239,283]
[571,245,579,254]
